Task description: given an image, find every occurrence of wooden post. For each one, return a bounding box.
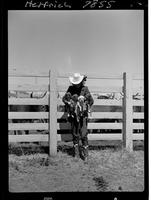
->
[49,69,57,156]
[122,72,133,152]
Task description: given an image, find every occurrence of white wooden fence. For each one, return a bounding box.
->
[8,70,144,155]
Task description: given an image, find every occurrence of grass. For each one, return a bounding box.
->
[8,140,144,155]
[9,143,144,192]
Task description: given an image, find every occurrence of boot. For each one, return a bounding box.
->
[73,144,80,158]
[82,145,89,161]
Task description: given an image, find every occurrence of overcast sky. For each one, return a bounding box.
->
[8,10,144,76]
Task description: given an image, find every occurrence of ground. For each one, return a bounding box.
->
[9,142,144,192]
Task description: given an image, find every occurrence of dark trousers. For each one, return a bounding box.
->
[71,117,88,146]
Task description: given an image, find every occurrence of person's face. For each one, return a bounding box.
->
[82,80,86,86]
[73,82,81,88]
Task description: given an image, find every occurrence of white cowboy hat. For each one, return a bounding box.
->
[69,73,84,85]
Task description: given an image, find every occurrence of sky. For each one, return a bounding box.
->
[8,10,144,76]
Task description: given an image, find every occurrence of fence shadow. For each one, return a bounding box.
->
[57,144,74,156]
[58,112,73,142]
[8,140,144,156]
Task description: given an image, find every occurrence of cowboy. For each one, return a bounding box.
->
[62,73,94,160]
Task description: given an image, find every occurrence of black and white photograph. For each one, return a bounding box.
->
[4,0,148,199]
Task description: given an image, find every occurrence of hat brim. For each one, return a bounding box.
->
[69,75,84,85]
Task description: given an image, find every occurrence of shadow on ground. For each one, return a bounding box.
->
[9,140,144,156]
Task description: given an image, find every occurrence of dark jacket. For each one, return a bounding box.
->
[62,85,94,107]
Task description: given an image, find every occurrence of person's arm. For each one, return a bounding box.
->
[84,86,94,107]
[62,87,72,105]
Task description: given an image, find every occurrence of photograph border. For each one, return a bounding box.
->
[2,0,148,199]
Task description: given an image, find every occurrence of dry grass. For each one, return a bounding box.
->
[9,144,144,192]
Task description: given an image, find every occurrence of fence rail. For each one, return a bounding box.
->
[9,111,144,120]
[8,70,144,155]
[8,84,144,94]
[9,134,144,143]
[9,71,144,80]
[8,98,144,106]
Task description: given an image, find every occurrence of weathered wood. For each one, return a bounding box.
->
[9,134,49,142]
[57,72,123,79]
[49,69,57,156]
[132,134,144,140]
[8,71,144,150]
[58,85,122,93]
[133,100,144,106]
[9,98,48,105]
[58,123,122,130]
[58,99,144,107]
[9,112,48,119]
[133,123,144,129]
[58,85,143,93]
[122,72,133,151]
[9,111,143,120]
[58,99,122,106]
[8,133,144,143]
[57,112,123,119]
[8,122,144,131]
[9,84,48,91]
[9,123,48,130]
[8,71,49,77]
[9,71,143,80]
[88,133,143,141]
[8,122,122,130]
[9,83,143,94]
[133,112,144,119]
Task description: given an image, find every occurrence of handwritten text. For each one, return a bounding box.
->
[25,0,72,9]
[82,0,116,9]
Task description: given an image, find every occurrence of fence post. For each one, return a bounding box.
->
[49,69,57,156]
[122,72,133,152]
